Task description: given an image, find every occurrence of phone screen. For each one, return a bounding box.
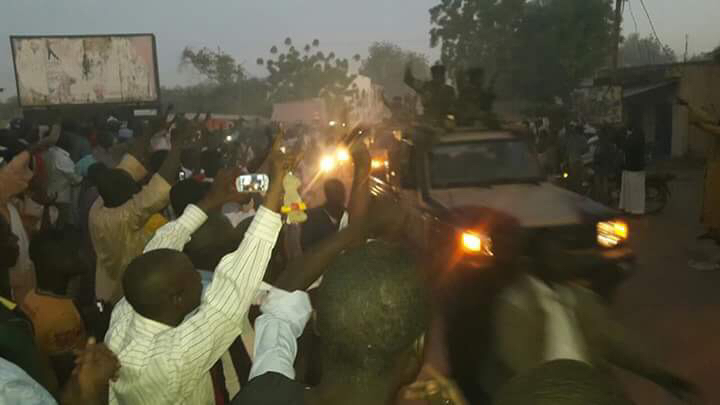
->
[236,174,269,193]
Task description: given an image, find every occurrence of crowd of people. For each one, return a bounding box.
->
[530,119,648,214]
[0,107,700,405]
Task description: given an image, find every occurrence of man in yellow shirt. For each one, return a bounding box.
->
[90,121,197,303]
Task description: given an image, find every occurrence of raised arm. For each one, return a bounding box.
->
[347,139,371,224]
[144,168,254,253]
[275,196,404,292]
[162,146,294,382]
[249,288,312,380]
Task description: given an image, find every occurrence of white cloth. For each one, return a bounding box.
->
[527,276,589,363]
[249,287,312,380]
[44,146,81,204]
[0,357,56,405]
[222,201,256,228]
[619,170,645,215]
[105,204,282,405]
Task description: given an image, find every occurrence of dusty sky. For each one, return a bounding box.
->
[1,0,718,97]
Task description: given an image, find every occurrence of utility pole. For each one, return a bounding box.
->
[611,0,624,69]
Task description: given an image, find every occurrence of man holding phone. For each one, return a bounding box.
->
[105,134,295,405]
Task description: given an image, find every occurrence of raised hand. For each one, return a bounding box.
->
[171,117,202,150]
[198,167,253,212]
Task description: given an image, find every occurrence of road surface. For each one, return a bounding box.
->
[614,162,720,405]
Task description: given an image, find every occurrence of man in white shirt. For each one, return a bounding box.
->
[44,135,82,226]
[484,257,697,402]
[105,150,293,405]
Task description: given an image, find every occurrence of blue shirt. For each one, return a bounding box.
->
[0,357,56,405]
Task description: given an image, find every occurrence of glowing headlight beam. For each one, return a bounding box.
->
[320,155,336,172]
[461,231,493,255]
[336,148,350,162]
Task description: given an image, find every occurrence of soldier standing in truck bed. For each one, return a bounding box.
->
[404,64,457,125]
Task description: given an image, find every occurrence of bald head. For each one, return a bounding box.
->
[494,360,634,405]
[123,249,202,325]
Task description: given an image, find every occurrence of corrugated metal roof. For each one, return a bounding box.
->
[622,80,678,99]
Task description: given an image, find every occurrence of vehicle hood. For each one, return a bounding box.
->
[428,182,616,227]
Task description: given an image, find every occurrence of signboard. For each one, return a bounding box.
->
[10,34,160,108]
[571,85,623,125]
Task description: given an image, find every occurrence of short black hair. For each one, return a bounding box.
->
[29,227,83,291]
[315,240,429,372]
[97,131,115,150]
[123,249,190,319]
[200,149,222,178]
[494,360,634,405]
[170,179,211,216]
[149,150,169,174]
[184,213,236,271]
[323,178,346,206]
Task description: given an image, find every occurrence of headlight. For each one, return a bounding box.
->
[336,147,350,162]
[320,155,336,172]
[371,159,385,170]
[328,120,337,127]
[597,220,628,248]
[461,231,493,255]
[225,135,233,142]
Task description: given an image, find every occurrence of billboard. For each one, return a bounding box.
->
[10,34,160,108]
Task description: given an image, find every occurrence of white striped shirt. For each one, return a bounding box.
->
[105,204,282,405]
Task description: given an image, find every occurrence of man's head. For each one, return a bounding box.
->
[431,65,447,83]
[0,215,19,270]
[95,167,141,208]
[315,241,429,383]
[123,249,202,326]
[201,149,222,178]
[184,213,238,271]
[29,227,86,294]
[494,360,634,405]
[149,150,169,175]
[97,131,115,150]
[323,178,346,211]
[170,179,212,216]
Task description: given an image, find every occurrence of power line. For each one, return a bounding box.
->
[626,0,639,35]
[638,0,663,47]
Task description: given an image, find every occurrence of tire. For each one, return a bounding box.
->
[645,183,668,215]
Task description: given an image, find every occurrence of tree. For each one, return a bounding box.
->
[258,39,355,109]
[430,0,615,102]
[619,33,677,67]
[359,42,430,98]
[181,47,246,86]
[178,47,270,115]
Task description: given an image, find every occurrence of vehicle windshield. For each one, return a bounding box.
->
[429,140,543,188]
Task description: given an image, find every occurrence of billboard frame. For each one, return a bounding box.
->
[9,33,161,110]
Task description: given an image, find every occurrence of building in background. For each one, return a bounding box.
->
[591,60,720,159]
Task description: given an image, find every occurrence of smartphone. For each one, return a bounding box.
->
[236,174,269,193]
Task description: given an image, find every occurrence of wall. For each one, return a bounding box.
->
[670,64,720,158]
